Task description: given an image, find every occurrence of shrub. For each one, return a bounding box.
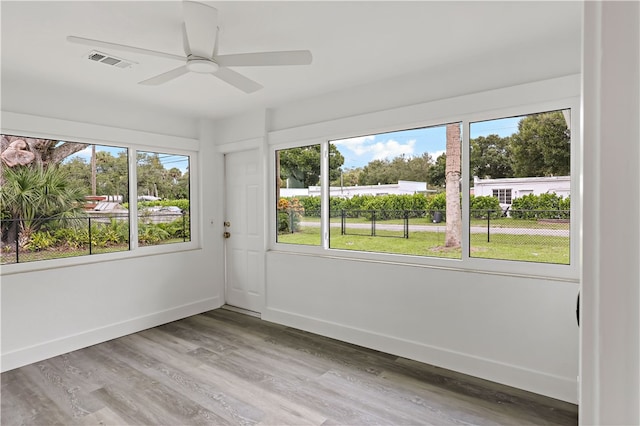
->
[511,193,570,219]
[26,231,56,252]
[54,227,90,249]
[277,198,304,233]
[425,192,447,221]
[469,195,502,219]
[158,216,190,239]
[138,223,170,245]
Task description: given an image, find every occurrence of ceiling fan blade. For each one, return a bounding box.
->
[215,50,313,67]
[67,36,185,62]
[139,66,190,85]
[212,67,263,94]
[183,1,218,58]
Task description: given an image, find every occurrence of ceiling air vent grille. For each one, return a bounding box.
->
[87,50,135,69]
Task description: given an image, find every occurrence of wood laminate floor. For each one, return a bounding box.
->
[1,309,578,425]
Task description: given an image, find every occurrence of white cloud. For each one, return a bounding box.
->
[370,139,416,161]
[333,136,416,161]
[431,149,446,159]
[332,135,376,155]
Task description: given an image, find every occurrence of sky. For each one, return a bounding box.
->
[332,116,522,170]
[67,145,190,173]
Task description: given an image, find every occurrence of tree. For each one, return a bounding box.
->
[358,159,397,185]
[0,165,85,245]
[470,134,513,180]
[510,111,570,177]
[445,123,462,248]
[279,144,344,188]
[428,154,446,188]
[331,167,362,187]
[96,151,128,200]
[1,135,88,168]
[358,153,434,186]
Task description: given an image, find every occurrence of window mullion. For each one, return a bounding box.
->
[461,120,471,262]
[321,141,329,249]
[129,148,138,250]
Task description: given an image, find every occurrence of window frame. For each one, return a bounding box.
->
[1,124,199,275]
[492,188,513,204]
[269,91,580,282]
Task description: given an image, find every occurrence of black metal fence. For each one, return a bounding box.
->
[1,212,189,265]
[277,208,570,243]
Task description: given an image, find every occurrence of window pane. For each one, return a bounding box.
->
[469,110,571,264]
[136,151,190,246]
[1,135,130,264]
[329,123,462,259]
[276,144,322,246]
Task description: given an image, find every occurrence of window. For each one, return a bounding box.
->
[1,134,194,265]
[136,151,190,247]
[273,104,575,272]
[492,189,512,204]
[469,109,571,265]
[1,135,130,264]
[275,144,322,246]
[328,123,461,258]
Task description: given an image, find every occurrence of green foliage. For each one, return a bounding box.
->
[469,195,503,219]
[428,154,446,188]
[511,193,570,219]
[279,144,344,188]
[26,231,56,252]
[54,227,90,249]
[157,216,190,239]
[1,165,85,244]
[357,153,433,186]
[91,218,130,247]
[138,222,170,245]
[426,192,446,213]
[510,111,571,177]
[470,134,513,180]
[277,198,304,233]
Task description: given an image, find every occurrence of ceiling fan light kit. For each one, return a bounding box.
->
[186,57,219,73]
[67,1,312,93]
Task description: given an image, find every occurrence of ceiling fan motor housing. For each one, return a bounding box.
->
[186,57,219,73]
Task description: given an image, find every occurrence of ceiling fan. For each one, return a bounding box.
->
[67,1,312,93]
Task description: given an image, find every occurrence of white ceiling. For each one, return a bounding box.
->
[1,1,582,123]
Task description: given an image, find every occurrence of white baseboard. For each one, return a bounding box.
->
[1,297,221,372]
[263,307,577,404]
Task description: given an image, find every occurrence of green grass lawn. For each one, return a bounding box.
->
[278,227,570,264]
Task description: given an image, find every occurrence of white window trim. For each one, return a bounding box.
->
[268,76,580,281]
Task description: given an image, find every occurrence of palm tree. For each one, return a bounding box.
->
[445,123,462,247]
[1,165,85,246]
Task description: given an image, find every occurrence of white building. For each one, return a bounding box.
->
[281,180,434,199]
[473,176,570,209]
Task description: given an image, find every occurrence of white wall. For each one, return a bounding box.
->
[261,75,581,403]
[1,111,226,372]
[266,253,579,402]
[581,2,640,424]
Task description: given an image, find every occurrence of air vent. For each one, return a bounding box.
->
[87,50,135,69]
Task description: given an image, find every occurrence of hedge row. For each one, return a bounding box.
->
[510,193,570,219]
[279,193,569,221]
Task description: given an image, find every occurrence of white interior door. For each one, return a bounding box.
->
[224,149,264,314]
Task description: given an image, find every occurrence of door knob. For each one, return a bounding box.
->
[223,232,231,239]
